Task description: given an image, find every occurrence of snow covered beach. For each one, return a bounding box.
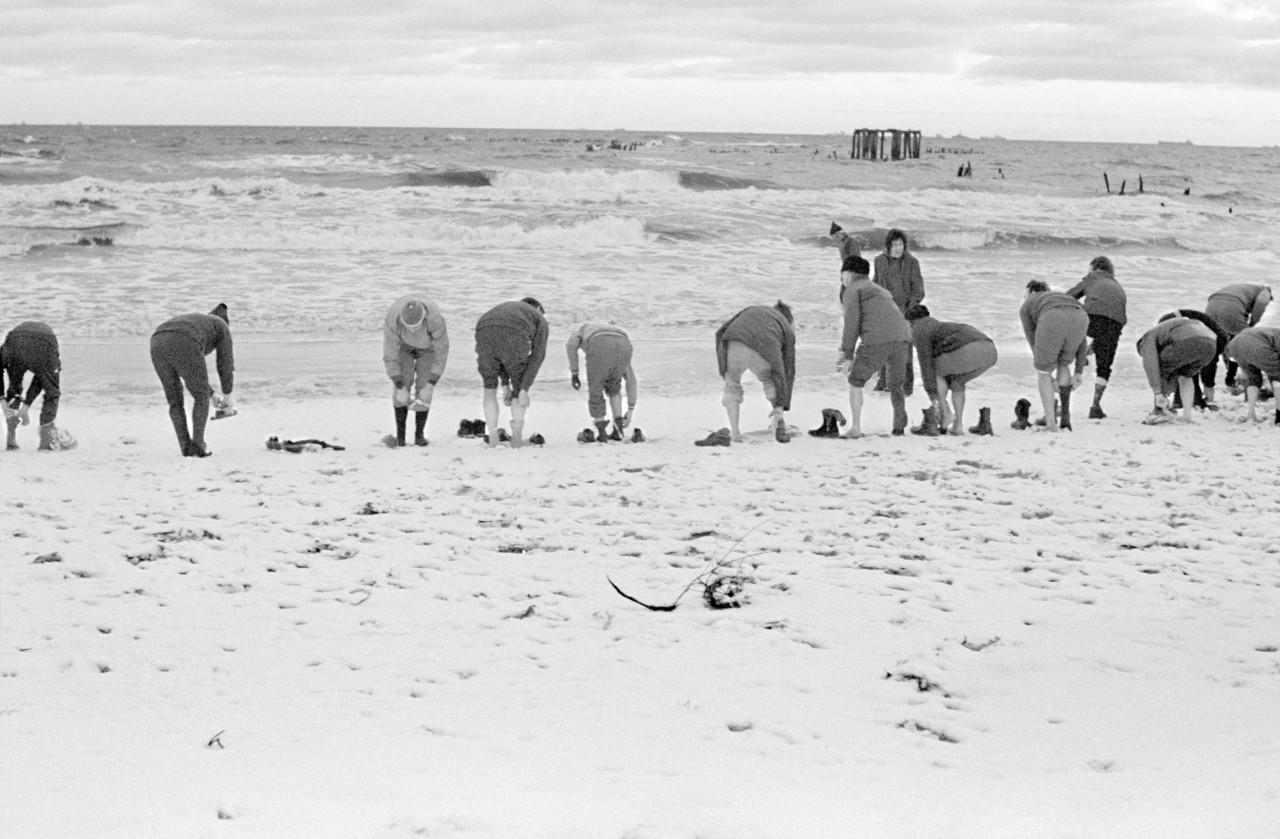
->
[3,349,1279,838]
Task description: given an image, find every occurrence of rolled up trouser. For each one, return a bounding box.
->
[2,329,62,425]
[150,331,211,454]
[721,341,777,408]
[584,334,633,418]
[935,340,998,388]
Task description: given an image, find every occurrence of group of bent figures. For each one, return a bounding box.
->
[3,224,1277,456]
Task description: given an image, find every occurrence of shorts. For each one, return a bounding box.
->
[722,341,778,407]
[1032,309,1089,373]
[935,340,998,387]
[475,326,532,392]
[848,341,908,388]
[1160,335,1217,390]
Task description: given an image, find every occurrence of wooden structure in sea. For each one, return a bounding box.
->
[850,129,921,161]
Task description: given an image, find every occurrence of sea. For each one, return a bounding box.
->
[2,125,1278,399]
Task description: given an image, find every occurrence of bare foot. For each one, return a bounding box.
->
[843,429,865,439]
[949,422,965,436]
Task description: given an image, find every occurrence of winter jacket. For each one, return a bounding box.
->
[910,316,992,399]
[151,313,235,394]
[1205,284,1271,335]
[382,295,449,384]
[872,231,925,313]
[840,278,912,355]
[716,306,796,411]
[1226,326,1280,379]
[476,300,549,387]
[1066,267,1128,326]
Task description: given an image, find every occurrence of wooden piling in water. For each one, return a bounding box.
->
[850,128,922,161]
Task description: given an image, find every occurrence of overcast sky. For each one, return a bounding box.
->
[3,0,1278,144]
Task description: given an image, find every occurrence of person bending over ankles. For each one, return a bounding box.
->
[149,303,234,457]
[1225,326,1280,425]
[382,294,449,447]
[838,256,912,438]
[566,321,638,442]
[1019,281,1088,431]
[1066,255,1127,419]
[1159,309,1230,410]
[905,304,998,436]
[474,297,548,449]
[1135,316,1218,425]
[1204,283,1272,390]
[699,300,796,445]
[2,320,74,452]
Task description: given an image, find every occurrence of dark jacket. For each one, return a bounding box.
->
[1,321,60,407]
[152,313,235,394]
[840,278,912,356]
[1066,268,1127,326]
[716,306,796,410]
[871,231,925,313]
[910,316,992,399]
[476,300,550,389]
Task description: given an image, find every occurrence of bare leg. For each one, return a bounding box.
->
[844,384,865,438]
[950,382,967,435]
[726,400,742,442]
[1177,376,1197,422]
[935,375,955,430]
[510,396,527,448]
[483,388,501,447]
[1037,371,1058,432]
[608,393,624,434]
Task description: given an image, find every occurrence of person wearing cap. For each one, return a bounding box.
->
[871,228,925,394]
[2,320,74,452]
[382,295,450,447]
[1065,255,1127,419]
[1020,281,1088,431]
[828,221,861,262]
[149,303,234,457]
[1225,326,1280,424]
[565,322,637,442]
[837,255,912,438]
[1136,316,1219,424]
[1204,283,1272,389]
[474,297,549,448]
[904,304,998,435]
[699,300,795,445]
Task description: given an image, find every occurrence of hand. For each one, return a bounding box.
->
[394,387,410,406]
[514,390,531,408]
[16,403,30,426]
[1154,394,1170,411]
[622,407,634,428]
[413,382,435,408]
[219,394,235,411]
[1070,373,1083,390]
[1,400,13,420]
[571,373,581,390]
[502,385,513,406]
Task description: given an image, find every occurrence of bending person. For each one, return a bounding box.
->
[566,322,637,442]
[382,295,449,447]
[474,297,548,449]
[1065,255,1127,418]
[1204,283,1272,389]
[1159,309,1230,410]
[2,321,72,451]
[1019,281,1088,431]
[1136,316,1218,424]
[905,305,998,436]
[149,303,234,457]
[702,301,795,444]
[1226,326,1280,424]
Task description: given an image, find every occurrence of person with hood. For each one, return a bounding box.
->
[1019,281,1088,431]
[474,297,548,449]
[1204,283,1273,389]
[149,303,234,457]
[565,322,638,442]
[2,321,74,451]
[382,295,449,447]
[872,228,925,394]
[1065,255,1127,418]
[838,256,912,438]
[904,304,998,436]
[1136,316,1218,425]
[697,301,795,446]
[1225,326,1280,424]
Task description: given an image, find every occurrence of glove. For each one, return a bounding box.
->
[394,387,411,406]
[571,373,581,390]
[16,403,30,426]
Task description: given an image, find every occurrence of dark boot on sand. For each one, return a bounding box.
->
[910,407,941,437]
[1011,398,1032,430]
[594,420,610,442]
[1058,386,1073,431]
[968,406,994,436]
[394,405,408,447]
[807,408,846,438]
[414,408,429,446]
[1090,383,1107,419]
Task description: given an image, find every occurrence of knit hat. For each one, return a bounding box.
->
[400,300,426,328]
[829,221,843,235]
[209,303,229,324]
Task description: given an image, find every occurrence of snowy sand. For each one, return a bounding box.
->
[3,345,1279,839]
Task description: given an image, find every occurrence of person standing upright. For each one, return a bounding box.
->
[838,256,913,438]
[1065,255,1127,419]
[872,229,925,394]
[382,295,449,447]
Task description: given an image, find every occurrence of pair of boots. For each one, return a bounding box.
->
[387,406,429,447]
[15,421,77,452]
[909,406,994,436]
